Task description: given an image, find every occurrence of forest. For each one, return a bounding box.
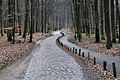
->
[0,0,120,80]
[0,0,120,49]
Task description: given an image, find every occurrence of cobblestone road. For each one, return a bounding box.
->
[23,31,84,80]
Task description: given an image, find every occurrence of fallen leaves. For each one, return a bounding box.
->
[0,33,51,66]
[80,56,114,79]
[68,34,120,59]
[0,42,33,64]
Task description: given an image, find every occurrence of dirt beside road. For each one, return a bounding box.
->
[0,33,51,64]
[0,46,38,80]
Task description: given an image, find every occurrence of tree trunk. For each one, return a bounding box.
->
[85,0,90,36]
[7,30,12,41]
[100,0,105,40]
[8,0,14,27]
[8,0,14,42]
[30,0,33,43]
[111,0,116,43]
[104,0,112,49]
[41,0,44,33]
[72,0,82,41]
[116,0,119,38]
[12,0,15,44]
[23,0,29,39]
[35,1,40,32]
[0,0,3,36]
[95,0,100,43]
[17,0,22,35]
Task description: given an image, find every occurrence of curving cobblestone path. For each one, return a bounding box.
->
[23,31,84,80]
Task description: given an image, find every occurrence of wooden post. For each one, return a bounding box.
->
[73,47,75,53]
[79,49,81,56]
[112,62,117,78]
[61,43,63,46]
[75,49,77,54]
[94,57,96,65]
[103,61,107,70]
[88,52,90,60]
[82,52,84,57]
[58,39,60,43]
[68,47,69,51]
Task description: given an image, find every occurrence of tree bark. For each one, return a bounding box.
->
[104,0,112,49]
[41,0,44,33]
[30,0,34,43]
[23,0,29,39]
[0,0,3,36]
[116,0,119,38]
[12,0,15,44]
[95,0,100,43]
[17,0,22,35]
[111,0,116,43]
[100,0,105,40]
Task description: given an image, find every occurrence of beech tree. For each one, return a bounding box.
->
[30,0,34,43]
[23,0,29,39]
[0,0,3,36]
[72,0,82,41]
[12,0,15,44]
[100,0,105,40]
[104,0,112,49]
[116,0,119,39]
[17,0,22,35]
[111,0,116,43]
[94,0,100,43]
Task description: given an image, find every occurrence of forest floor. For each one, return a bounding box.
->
[68,32,120,59]
[0,33,51,65]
